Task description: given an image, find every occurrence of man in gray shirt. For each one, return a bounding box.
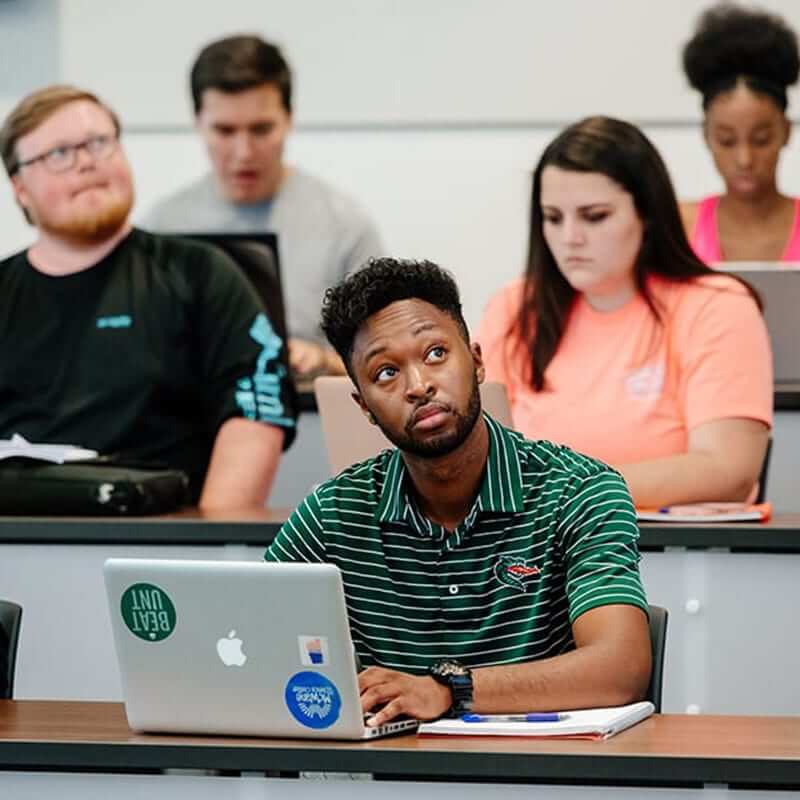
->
[144,35,384,377]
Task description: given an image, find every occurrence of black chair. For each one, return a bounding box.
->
[0,599,22,699]
[645,604,668,712]
[754,436,773,504]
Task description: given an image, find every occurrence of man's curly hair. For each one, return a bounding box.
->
[321,257,470,375]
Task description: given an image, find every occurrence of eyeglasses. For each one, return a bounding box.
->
[13,133,119,175]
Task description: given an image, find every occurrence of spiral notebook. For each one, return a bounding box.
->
[417,701,654,740]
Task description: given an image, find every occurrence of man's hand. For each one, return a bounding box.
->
[288,338,346,378]
[358,666,452,726]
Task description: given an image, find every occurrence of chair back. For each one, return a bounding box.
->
[0,600,22,699]
[314,377,513,475]
[754,436,773,504]
[646,604,668,712]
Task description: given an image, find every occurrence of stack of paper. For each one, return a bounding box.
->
[417,701,654,740]
[0,434,98,464]
[637,502,771,523]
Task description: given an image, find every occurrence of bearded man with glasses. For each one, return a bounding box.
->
[0,85,297,509]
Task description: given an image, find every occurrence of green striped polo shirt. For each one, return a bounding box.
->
[265,414,647,673]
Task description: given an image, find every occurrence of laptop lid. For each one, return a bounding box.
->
[103,558,415,739]
[722,263,800,383]
[176,231,289,342]
[314,377,514,474]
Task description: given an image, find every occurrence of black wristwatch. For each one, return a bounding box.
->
[428,659,474,717]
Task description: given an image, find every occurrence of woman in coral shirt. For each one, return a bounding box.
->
[680,4,800,263]
[478,116,772,508]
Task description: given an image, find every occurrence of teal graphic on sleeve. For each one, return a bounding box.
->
[120,583,176,641]
[236,313,295,426]
[97,315,132,329]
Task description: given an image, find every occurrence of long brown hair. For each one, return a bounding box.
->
[519,115,760,391]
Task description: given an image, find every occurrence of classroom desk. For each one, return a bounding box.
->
[2,512,799,716]
[1,700,800,798]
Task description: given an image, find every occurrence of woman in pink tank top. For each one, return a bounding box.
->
[680,5,800,263]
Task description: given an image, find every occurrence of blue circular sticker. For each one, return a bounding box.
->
[285,671,341,729]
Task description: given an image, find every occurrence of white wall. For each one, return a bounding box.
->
[3,0,800,326]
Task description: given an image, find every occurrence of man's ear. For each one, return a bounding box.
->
[351,391,377,425]
[11,174,33,224]
[471,341,486,385]
[11,174,27,207]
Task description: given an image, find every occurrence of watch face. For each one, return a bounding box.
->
[433,660,468,677]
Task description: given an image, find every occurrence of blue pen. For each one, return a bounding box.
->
[462,712,565,723]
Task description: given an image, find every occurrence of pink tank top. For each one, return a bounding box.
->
[691,195,800,263]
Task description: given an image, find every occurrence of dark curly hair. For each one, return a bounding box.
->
[683,3,799,110]
[321,258,469,376]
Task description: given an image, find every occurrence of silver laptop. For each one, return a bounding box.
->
[103,558,418,740]
[723,263,800,383]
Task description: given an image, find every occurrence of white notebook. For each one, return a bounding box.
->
[417,701,654,740]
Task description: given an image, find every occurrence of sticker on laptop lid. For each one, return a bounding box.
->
[120,583,176,642]
[285,671,341,729]
[298,635,329,666]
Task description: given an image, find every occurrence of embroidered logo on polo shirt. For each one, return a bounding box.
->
[494,556,541,593]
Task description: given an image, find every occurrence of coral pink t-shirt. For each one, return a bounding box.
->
[691,195,800,264]
[477,274,772,466]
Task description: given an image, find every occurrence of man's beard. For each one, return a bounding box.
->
[371,370,482,459]
[37,192,133,245]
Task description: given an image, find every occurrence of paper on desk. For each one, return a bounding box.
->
[0,433,98,464]
[636,502,771,523]
[417,701,654,739]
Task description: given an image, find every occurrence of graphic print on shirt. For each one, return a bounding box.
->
[494,556,541,593]
[96,315,133,329]
[235,312,295,425]
[624,362,664,400]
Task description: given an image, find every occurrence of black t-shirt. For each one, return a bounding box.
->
[0,228,296,499]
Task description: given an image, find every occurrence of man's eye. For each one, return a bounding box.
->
[47,146,71,161]
[427,347,446,362]
[375,366,397,382]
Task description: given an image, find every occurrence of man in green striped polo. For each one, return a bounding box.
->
[265,258,650,727]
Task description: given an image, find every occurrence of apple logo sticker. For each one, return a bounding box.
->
[217,630,247,667]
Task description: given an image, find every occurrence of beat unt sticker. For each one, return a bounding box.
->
[298,635,329,666]
[120,583,177,642]
[285,671,341,729]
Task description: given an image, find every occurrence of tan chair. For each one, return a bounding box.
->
[314,377,513,475]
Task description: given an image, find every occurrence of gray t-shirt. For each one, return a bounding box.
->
[143,168,384,343]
